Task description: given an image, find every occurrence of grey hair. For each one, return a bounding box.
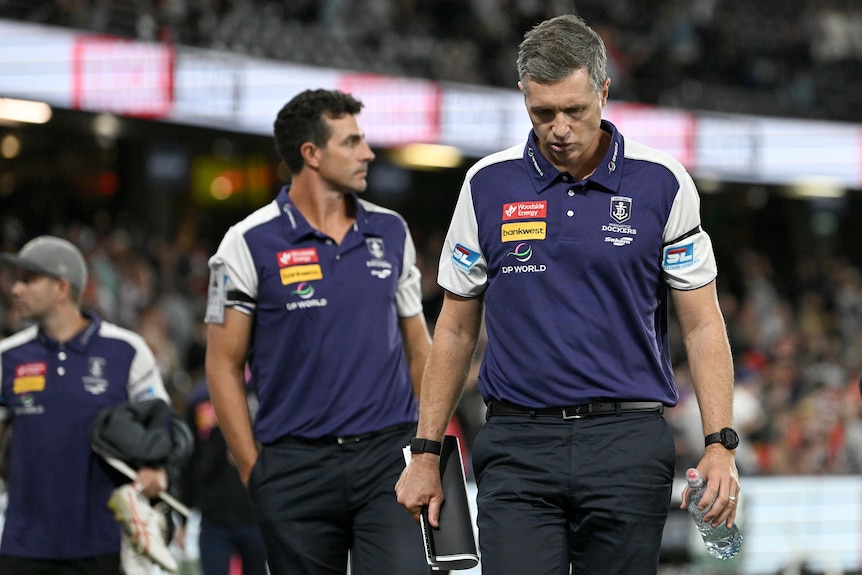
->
[516,14,608,93]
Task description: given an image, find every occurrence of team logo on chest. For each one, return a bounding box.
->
[610,197,632,223]
[366,238,385,260]
[602,196,638,245]
[83,357,109,395]
[366,238,393,279]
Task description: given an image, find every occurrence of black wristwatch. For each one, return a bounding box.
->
[704,427,740,450]
[410,437,442,456]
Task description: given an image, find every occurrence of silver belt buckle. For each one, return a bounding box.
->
[562,406,587,419]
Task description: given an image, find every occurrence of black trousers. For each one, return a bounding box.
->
[248,423,429,575]
[0,554,120,575]
[473,410,675,575]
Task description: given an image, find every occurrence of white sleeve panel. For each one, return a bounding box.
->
[205,202,279,322]
[396,220,424,318]
[100,323,170,403]
[0,327,38,420]
[662,171,717,290]
[437,175,488,297]
[209,224,259,304]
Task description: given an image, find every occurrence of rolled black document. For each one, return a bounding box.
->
[419,435,479,571]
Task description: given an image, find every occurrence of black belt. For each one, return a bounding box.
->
[268,422,414,447]
[487,400,664,420]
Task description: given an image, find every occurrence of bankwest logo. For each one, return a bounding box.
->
[280,264,323,285]
[502,201,547,221]
[501,222,546,242]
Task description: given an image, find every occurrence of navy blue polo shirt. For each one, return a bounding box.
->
[0,312,168,559]
[438,120,717,408]
[206,187,424,443]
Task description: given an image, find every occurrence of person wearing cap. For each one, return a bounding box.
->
[0,235,174,574]
[205,89,432,574]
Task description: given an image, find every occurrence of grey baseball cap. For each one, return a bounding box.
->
[0,236,88,294]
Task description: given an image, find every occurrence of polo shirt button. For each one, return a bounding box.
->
[567,210,574,217]
[567,190,575,197]
[335,255,341,261]
[57,367,66,376]
[58,351,67,360]
[562,175,570,182]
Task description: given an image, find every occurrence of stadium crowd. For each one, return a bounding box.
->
[1,0,862,123]
[1,214,861,479]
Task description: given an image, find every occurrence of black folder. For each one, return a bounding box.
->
[416,435,479,571]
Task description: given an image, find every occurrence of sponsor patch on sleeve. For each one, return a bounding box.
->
[205,263,227,324]
[663,242,697,269]
[451,244,480,272]
[130,386,159,401]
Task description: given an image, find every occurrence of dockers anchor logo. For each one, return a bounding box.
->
[83,357,109,395]
[610,197,632,223]
[365,238,392,279]
[366,238,384,260]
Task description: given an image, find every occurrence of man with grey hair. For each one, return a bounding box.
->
[397,14,740,574]
[0,235,175,574]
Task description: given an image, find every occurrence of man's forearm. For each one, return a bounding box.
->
[206,369,258,484]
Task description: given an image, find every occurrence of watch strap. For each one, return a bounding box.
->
[410,437,442,455]
[704,427,739,449]
[704,431,723,447]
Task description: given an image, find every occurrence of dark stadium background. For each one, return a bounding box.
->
[1,2,862,574]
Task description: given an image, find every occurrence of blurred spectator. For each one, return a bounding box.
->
[177,376,267,575]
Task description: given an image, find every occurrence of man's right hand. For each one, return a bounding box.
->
[395,452,445,527]
[235,449,260,487]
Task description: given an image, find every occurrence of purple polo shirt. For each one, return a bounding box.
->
[438,120,717,408]
[0,312,168,559]
[206,188,423,443]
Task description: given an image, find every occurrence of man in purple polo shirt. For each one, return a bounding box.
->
[205,89,432,574]
[0,235,173,574]
[397,15,740,575]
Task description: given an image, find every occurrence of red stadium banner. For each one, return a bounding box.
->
[337,73,441,146]
[72,36,173,118]
[604,103,696,169]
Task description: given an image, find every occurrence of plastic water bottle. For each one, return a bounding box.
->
[685,468,742,559]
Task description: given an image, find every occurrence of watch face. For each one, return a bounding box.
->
[721,428,740,449]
